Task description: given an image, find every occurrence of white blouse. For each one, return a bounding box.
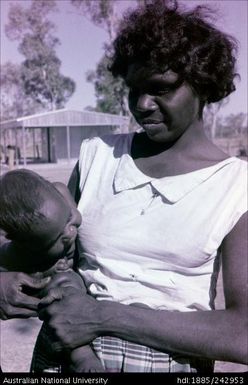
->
[77,133,247,312]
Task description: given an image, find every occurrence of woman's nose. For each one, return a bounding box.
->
[136,94,157,113]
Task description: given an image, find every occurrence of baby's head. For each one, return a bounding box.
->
[0,169,81,272]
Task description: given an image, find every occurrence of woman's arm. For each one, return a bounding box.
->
[40,212,248,364]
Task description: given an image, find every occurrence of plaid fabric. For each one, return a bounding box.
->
[92,336,194,373]
[31,324,214,373]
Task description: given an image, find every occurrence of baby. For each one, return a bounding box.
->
[0,169,104,372]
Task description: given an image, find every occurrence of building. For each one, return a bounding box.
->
[0,109,130,165]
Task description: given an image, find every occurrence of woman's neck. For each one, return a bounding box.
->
[131,121,229,177]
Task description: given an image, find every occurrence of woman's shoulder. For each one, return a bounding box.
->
[225,157,247,213]
[83,132,134,147]
[236,155,248,165]
[208,156,247,190]
[79,133,134,159]
[227,156,247,176]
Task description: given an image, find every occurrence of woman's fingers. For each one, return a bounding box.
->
[20,273,51,290]
[0,272,51,318]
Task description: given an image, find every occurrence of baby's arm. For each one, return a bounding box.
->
[42,260,104,372]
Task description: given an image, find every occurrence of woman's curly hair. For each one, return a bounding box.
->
[109,0,238,104]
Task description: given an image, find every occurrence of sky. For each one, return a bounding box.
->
[1,0,247,118]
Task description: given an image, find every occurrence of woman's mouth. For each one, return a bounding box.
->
[142,121,166,135]
[141,118,163,125]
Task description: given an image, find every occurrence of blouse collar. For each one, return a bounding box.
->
[113,152,237,203]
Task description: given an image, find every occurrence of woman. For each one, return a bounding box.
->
[36,0,247,372]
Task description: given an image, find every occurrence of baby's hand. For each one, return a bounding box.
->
[38,268,86,307]
[42,258,71,277]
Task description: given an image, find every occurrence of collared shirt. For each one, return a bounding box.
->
[77,134,247,311]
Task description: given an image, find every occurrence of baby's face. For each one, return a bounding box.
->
[18,188,81,272]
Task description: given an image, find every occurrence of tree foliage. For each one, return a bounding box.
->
[218,112,247,137]
[203,99,230,139]
[86,55,129,116]
[0,62,42,120]
[71,0,119,42]
[3,0,75,115]
[71,0,157,121]
[71,0,147,120]
[203,98,247,140]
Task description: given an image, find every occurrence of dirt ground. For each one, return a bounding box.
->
[0,161,247,373]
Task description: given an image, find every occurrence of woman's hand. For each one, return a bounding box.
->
[0,271,50,319]
[38,284,100,351]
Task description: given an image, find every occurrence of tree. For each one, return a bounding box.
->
[71,0,124,115]
[4,0,75,112]
[203,98,230,139]
[222,113,247,136]
[0,62,42,120]
[71,0,146,121]
[86,55,129,116]
[71,0,157,41]
[71,0,119,43]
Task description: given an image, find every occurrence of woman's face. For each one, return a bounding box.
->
[126,64,201,143]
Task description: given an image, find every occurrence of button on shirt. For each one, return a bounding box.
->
[77,134,247,312]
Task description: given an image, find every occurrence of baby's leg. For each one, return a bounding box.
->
[69,346,104,373]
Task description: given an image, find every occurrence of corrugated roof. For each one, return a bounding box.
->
[0,109,130,129]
